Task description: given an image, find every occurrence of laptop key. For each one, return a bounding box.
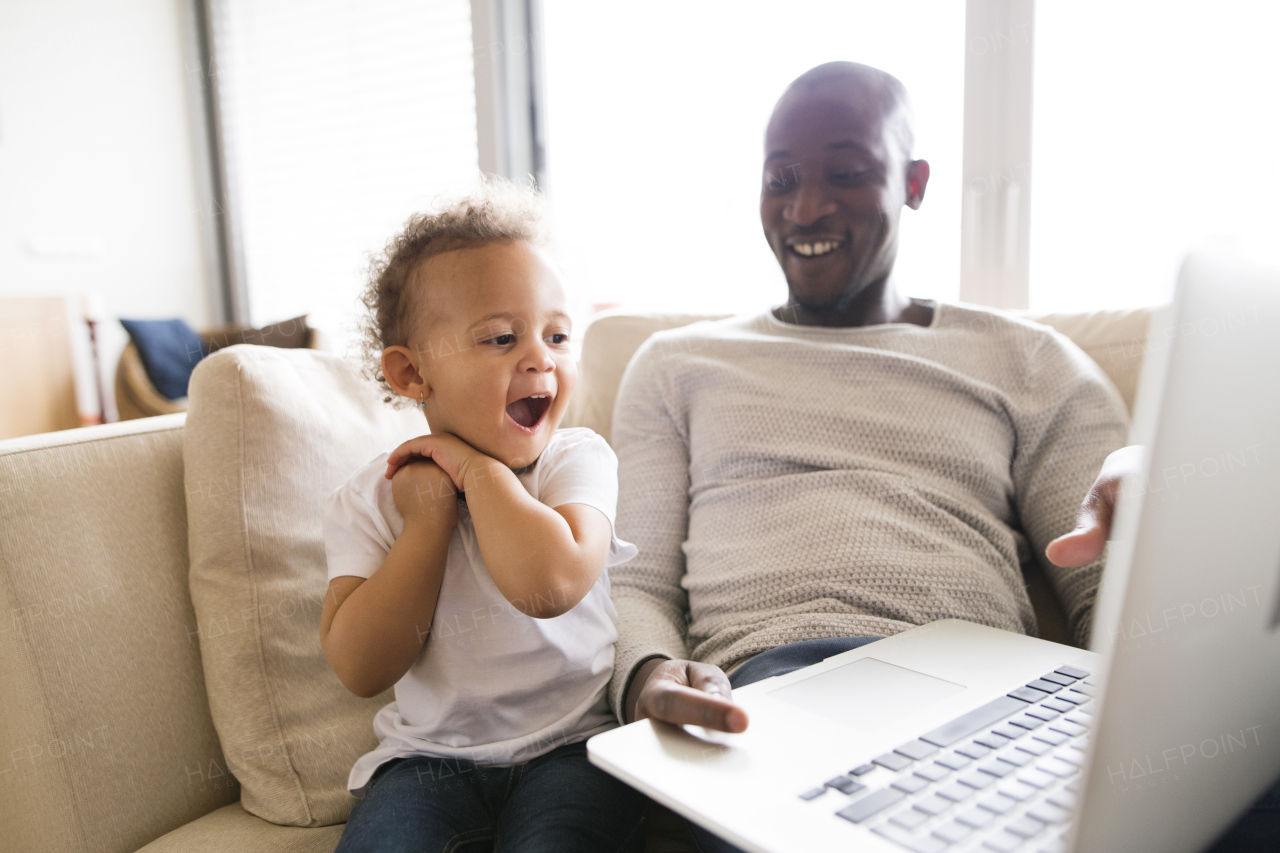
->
[824,775,865,795]
[891,807,930,830]
[874,752,914,772]
[1048,790,1077,810]
[1016,739,1051,757]
[873,824,947,853]
[1068,683,1095,697]
[1009,714,1045,730]
[935,752,971,770]
[1039,672,1077,687]
[1038,758,1078,778]
[999,780,1040,801]
[1064,712,1092,726]
[1005,816,1046,839]
[897,739,941,760]
[1041,698,1075,713]
[799,787,826,800]
[1055,665,1090,679]
[1029,802,1071,824]
[836,787,905,824]
[1026,679,1063,694]
[978,759,1018,778]
[850,763,877,776]
[915,764,951,782]
[958,771,997,790]
[1009,686,1050,703]
[992,724,1027,740]
[972,727,1003,747]
[937,782,975,802]
[1033,730,1069,747]
[1019,769,1057,789]
[956,742,992,760]
[893,775,930,794]
[921,696,1027,747]
[1025,705,1060,721]
[932,821,972,844]
[1049,720,1087,737]
[997,749,1034,767]
[982,831,1023,852]
[914,794,952,816]
[1056,747,1088,767]
[1055,691,1089,705]
[956,806,996,828]
[977,792,1019,814]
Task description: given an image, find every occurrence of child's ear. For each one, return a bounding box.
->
[381,346,430,402]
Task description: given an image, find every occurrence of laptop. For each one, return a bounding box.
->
[587,247,1280,853]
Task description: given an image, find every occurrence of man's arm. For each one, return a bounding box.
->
[1045,445,1143,568]
[1012,337,1131,646]
[607,337,743,726]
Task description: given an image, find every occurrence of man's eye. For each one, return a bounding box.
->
[492,334,515,345]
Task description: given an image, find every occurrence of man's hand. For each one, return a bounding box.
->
[391,460,459,532]
[385,433,490,491]
[1046,445,1145,567]
[627,658,749,733]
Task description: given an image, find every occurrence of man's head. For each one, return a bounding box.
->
[760,62,930,316]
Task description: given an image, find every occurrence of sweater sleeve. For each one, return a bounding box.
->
[1010,330,1131,648]
[606,339,693,721]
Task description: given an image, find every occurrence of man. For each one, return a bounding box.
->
[605,62,1275,851]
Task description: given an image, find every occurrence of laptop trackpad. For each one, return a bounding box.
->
[768,658,965,730]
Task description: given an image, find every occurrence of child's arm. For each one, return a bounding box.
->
[320,460,458,698]
[385,434,613,618]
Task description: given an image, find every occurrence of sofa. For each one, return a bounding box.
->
[0,307,1152,853]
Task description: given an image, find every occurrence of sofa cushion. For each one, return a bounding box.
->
[185,346,423,826]
[120,317,208,400]
[135,802,344,853]
[0,414,237,853]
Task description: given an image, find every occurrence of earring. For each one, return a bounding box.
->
[418,394,426,410]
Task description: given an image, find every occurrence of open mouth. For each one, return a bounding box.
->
[505,394,552,431]
[787,239,844,258]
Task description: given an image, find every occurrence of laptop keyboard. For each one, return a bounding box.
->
[799,666,1094,853]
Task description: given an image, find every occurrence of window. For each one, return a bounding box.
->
[1029,0,1280,312]
[210,0,480,334]
[540,0,966,318]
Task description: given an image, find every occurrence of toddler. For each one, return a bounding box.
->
[320,180,647,852]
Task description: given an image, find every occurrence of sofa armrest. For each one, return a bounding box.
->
[0,415,237,853]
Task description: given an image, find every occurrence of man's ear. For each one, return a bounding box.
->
[905,159,930,210]
[381,346,429,402]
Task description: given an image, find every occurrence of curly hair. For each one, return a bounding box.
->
[357,176,550,406]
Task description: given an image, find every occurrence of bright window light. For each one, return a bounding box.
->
[1030,0,1280,312]
[541,0,966,319]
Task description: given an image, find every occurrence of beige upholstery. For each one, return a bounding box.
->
[185,346,423,826]
[566,307,1153,443]
[0,308,1156,852]
[0,415,237,853]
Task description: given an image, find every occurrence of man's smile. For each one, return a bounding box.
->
[785,237,845,258]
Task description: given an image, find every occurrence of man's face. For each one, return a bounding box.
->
[760,86,921,312]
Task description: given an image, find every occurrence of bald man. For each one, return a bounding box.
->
[612,58,1126,731]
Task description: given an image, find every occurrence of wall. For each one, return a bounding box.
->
[0,0,216,421]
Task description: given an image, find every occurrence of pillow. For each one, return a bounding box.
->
[184,346,423,826]
[119,318,207,400]
[205,315,311,353]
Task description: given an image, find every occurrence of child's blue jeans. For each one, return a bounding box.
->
[334,740,648,853]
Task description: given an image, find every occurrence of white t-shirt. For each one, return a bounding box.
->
[323,427,637,795]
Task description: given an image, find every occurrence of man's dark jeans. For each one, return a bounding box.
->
[334,740,648,853]
[685,637,1280,853]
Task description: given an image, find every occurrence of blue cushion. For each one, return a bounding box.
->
[119,318,208,400]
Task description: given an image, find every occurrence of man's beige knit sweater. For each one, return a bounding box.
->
[606,303,1129,720]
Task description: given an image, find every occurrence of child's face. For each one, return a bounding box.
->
[403,240,576,469]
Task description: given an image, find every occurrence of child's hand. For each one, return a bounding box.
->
[391,460,459,531]
[385,433,492,491]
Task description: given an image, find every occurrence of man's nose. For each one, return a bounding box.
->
[784,180,837,227]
